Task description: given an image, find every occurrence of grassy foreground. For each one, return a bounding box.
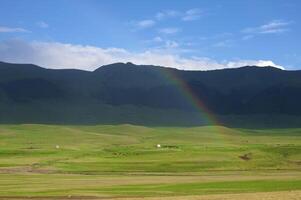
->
[0,124,300,199]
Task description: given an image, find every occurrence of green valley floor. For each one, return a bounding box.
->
[0,124,300,199]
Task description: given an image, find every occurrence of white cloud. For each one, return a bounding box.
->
[133,8,202,32]
[0,39,284,71]
[226,60,284,70]
[153,36,163,42]
[159,27,180,34]
[144,38,183,52]
[143,36,164,44]
[155,8,202,21]
[260,28,287,34]
[155,12,165,20]
[182,8,202,21]
[213,39,234,48]
[242,35,254,40]
[0,26,29,33]
[261,20,290,30]
[136,19,155,29]
[37,21,49,28]
[164,40,179,48]
[155,10,181,20]
[242,20,291,34]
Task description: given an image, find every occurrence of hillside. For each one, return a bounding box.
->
[1,61,301,127]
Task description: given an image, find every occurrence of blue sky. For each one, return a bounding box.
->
[0,0,300,70]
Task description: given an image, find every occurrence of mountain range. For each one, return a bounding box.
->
[1,61,301,127]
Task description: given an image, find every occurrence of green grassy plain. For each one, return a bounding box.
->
[0,124,300,199]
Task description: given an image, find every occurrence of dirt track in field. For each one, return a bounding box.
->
[1,191,301,200]
[125,191,301,200]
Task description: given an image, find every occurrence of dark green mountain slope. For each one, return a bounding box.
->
[0,61,301,127]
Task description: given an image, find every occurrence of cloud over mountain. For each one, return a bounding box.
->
[0,39,284,71]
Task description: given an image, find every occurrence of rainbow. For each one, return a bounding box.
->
[159,68,221,126]
[158,68,228,140]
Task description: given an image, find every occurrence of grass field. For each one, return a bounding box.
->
[0,124,300,199]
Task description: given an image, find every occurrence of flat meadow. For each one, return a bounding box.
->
[0,124,300,199]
